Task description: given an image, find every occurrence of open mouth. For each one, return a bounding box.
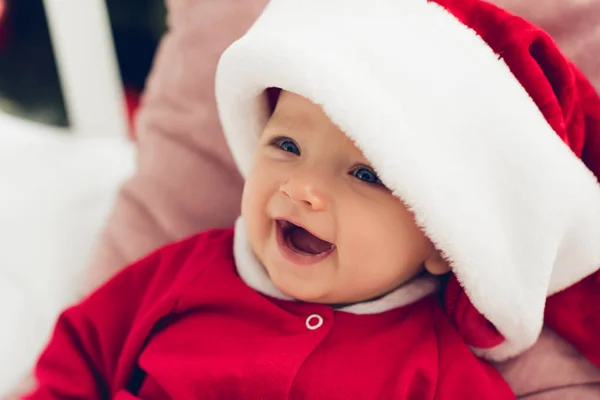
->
[276,220,335,258]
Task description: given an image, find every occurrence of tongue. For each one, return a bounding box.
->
[288,227,332,255]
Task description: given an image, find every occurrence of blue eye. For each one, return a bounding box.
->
[271,137,300,155]
[352,166,382,185]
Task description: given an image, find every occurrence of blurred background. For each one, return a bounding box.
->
[0,0,167,394]
[0,0,166,128]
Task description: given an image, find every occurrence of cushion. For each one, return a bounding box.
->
[0,114,134,396]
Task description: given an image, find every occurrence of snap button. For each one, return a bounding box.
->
[306,314,324,330]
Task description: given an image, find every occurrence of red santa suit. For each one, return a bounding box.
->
[24,0,600,398]
[24,227,515,399]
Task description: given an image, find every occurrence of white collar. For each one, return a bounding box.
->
[234,217,439,315]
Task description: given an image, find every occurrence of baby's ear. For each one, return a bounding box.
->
[424,250,451,275]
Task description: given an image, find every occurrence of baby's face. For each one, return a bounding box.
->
[242,91,440,305]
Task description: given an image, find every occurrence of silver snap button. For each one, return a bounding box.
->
[306,314,324,330]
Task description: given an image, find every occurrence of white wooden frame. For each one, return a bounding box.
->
[42,0,128,136]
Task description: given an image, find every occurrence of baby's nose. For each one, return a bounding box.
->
[279,177,328,211]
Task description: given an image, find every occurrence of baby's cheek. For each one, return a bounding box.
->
[338,225,375,266]
[240,183,254,221]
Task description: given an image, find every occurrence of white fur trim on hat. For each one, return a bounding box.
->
[216,0,600,360]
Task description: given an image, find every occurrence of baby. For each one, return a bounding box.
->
[242,89,450,305]
[23,0,600,399]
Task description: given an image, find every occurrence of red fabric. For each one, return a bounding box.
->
[546,271,600,369]
[22,229,515,399]
[124,86,141,140]
[443,275,504,349]
[433,0,600,358]
[0,0,8,50]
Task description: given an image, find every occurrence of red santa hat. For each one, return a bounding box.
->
[215,0,600,361]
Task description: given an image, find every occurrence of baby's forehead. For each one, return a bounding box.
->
[266,91,353,137]
[265,113,312,134]
[268,92,323,127]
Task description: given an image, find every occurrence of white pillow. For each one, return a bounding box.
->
[0,112,134,394]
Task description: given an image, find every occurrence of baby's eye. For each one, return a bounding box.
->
[270,137,301,156]
[351,166,382,185]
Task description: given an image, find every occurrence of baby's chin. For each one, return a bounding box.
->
[272,275,341,304]
[261,256,397,306]
[272,275,382,306]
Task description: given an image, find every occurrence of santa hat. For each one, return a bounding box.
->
[215,0,600,361]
